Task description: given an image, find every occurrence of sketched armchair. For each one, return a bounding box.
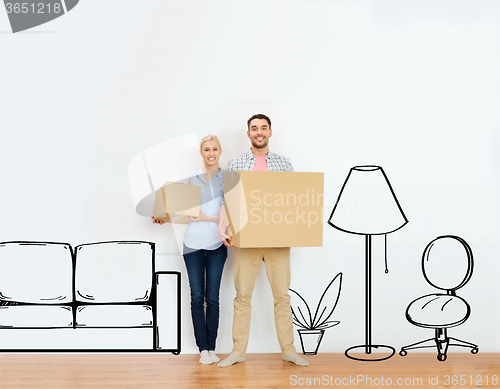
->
[399,235,478,361]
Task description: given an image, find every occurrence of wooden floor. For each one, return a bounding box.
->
[0,353,498,388]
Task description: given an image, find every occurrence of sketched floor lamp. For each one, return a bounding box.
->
[328,165,408,361]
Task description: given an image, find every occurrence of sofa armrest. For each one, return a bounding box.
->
[153,271,181,354]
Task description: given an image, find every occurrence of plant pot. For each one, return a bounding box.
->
[298,329,325,355]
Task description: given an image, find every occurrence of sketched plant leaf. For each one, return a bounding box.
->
[315,320,340,330]
[289,288,313,329]
[312,272,342,329]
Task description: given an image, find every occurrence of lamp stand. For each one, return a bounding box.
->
[344,235,395,362]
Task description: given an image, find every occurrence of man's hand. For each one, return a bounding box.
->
[218,222,233,247]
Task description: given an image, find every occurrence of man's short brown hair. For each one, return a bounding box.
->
[247,114,271,129]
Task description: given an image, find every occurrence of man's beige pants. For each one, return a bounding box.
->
[231,247,296,356]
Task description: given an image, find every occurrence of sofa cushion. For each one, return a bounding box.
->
[0,305,73,328]
[0,242,73,304]
[75,305,153,327]
[74,241,154,304]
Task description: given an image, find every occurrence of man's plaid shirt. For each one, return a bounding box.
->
[228,149,294,172]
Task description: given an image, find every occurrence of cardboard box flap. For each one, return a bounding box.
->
[154,182,200,224]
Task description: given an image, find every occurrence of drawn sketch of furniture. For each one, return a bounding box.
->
[328,165,408,361]
[399,235,478,361]
[0,241,181,353]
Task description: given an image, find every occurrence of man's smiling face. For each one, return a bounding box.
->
[247,118,272,149]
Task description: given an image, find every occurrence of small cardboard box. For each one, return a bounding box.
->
[153,182,200,224]
[224,171,324,247]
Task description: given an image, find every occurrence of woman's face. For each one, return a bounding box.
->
[200,140,221,168]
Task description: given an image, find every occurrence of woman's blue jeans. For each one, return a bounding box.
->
[183,244,227,352]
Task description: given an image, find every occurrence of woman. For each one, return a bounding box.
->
[153,135,227,365]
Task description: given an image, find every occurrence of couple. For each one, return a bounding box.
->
[154,114,309,367]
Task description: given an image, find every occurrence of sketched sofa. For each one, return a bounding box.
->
[0,241,180,353]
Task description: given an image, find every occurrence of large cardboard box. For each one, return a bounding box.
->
[224,171,324,247]
[153,182,200,224]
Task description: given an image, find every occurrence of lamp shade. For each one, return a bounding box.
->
[328,165,407,235]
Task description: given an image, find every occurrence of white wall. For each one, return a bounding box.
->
[1,0,499,354]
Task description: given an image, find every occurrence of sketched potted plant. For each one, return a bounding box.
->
[290,272,343,355]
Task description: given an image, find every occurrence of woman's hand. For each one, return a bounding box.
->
[151,216,165,225]
[186,211,209,223]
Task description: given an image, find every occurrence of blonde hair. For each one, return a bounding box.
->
[200,135,222,151]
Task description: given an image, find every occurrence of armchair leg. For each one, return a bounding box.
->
[400,328,450,360]
[449,337,479,354]
[401,329,478,361]
[400,337,436,356]
[435,328,449,361]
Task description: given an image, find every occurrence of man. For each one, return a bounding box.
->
[217,114,309,367]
